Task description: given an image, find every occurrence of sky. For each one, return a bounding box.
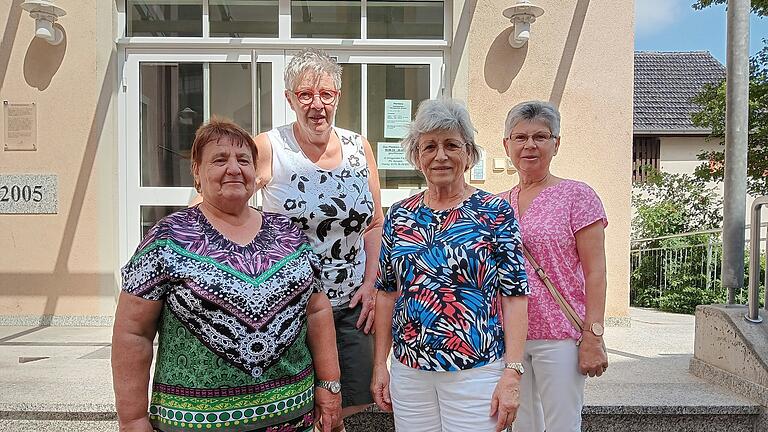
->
[635,0,768,64]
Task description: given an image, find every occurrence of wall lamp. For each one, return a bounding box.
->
[21,0,67,45]
[503,0,545,48]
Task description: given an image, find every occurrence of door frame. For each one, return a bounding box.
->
[118,48,444,263]
[118,49,287,264]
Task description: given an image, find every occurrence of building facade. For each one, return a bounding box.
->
[633,51,761,231]
[0,0,633,324]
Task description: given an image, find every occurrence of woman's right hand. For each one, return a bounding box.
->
[118,417,153,432]
[370,363,392,412]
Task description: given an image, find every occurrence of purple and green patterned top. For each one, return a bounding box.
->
[121,207,321,432]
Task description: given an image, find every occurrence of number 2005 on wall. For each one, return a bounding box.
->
[0,174,57,214]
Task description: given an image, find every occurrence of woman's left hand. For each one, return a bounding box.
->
[578,333,608,377]
[349,282,376,334]
[489,370,521,432]
[314,387,341,432]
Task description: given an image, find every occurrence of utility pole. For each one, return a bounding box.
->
[721,0,750,304]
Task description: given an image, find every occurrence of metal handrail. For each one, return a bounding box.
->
[631,221,768,244]
[746,196,768,323]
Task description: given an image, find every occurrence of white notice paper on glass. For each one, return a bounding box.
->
[377,142,414,170]
[384,99,412,139]
[470,147,486,181]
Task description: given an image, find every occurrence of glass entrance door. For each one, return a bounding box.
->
[122,50,443,260]
[122,50,286,258]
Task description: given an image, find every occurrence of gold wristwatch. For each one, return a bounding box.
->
[587,322,605,337]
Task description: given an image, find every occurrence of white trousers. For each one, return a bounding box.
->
[390,357,503,432]
[511,339,586,432]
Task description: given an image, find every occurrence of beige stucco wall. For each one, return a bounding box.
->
[659,135,721,175]
[453,0,634,321]
[658,135,763,236]
[0,0,633,322]
[0,0,119,322]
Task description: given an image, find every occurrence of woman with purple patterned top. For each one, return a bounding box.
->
[111,118,341,432]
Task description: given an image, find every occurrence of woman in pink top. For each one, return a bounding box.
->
[499,101,608,432]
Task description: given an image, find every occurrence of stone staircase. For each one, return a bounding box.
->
[1,308,765,431]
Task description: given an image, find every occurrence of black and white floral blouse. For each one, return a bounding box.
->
[261,124,374,306]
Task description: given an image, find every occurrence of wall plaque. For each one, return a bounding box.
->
[0,174,57,214]
[4,102,37,151]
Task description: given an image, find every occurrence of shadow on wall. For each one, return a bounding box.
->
[482,0,591,99]
[0,0,24,93]
[24,23,66,91]
[484,27,528,93]
[0,51,118,320]
[549,0,590,108]
[448,0,477,88]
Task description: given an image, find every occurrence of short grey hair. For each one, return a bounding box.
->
[503,100,561,138]
[284,48,342,90]
[401,98,481,170]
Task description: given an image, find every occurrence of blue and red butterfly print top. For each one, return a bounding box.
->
[377,189,529,372]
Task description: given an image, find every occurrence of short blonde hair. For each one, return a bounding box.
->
[284,48,342,90]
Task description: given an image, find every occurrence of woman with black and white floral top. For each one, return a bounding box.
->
[255,48,384,432]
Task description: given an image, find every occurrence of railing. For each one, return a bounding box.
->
[631,224,767,311]
[746,196,768,323]
[630,230,726,307]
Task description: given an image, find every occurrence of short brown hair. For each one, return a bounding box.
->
[190,117,257,192]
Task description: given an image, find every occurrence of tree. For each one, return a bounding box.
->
[691,41,768,196]
[692,0,768,17]
[631,170,725,313]
[632,169,723,239]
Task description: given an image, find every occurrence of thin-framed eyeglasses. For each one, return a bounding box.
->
[418,140,467,157]
[292,89,339,105]
[505,132,556,145]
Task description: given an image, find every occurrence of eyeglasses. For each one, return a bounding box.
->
[292,89,339,105]
[505,132,556,145]
[418,141,466,157]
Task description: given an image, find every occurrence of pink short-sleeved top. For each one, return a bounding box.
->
[500,179,607,341]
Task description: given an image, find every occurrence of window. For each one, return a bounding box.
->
[291,1,361,38]
[210,0,279,38]
[125,0,445,40]
[633,137,660,183]
[367,0,443,39]
[127,1,203,37]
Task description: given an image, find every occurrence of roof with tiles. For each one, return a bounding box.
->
[634,51,725,134]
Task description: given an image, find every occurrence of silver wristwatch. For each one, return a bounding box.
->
[504,361,525,375]
[315,380,342,394]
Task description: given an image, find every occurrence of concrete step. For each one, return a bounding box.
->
[1,404,761,432]
[1,309,764,431]
[343,405,764,432]
[0,420,117,432]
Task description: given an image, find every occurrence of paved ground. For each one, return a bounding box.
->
[0,308,757,418]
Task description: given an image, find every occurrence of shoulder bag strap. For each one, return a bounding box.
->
[520,244,584,333]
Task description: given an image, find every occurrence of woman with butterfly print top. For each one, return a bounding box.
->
[256,49,384,431]
[372,99,529,432]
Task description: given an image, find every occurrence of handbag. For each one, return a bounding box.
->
[520,244,608,366]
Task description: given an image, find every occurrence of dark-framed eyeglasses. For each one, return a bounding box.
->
[293,89,339,106]
[505,132,556,145]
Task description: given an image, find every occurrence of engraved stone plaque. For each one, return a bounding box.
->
[4,102,37,151]
[0,174,57,214]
